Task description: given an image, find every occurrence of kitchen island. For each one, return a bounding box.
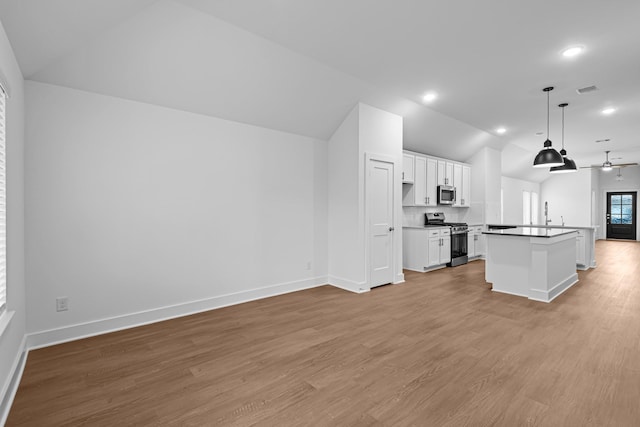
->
[483,227,579,303]
[487,224,597,270]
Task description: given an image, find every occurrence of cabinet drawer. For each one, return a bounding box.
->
[440,229,451,236]
[428,230,441,238]
[475,226,483,233]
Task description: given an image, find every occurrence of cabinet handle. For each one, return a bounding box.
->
[389,227,395,232]
[402,172,405,180]
[427,197,429,204]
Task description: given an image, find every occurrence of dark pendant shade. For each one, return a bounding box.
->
[533,140,564,167]
[549,151,578,173]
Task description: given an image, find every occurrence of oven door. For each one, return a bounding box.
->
[448,232,468,266]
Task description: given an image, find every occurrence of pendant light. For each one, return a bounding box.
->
[533,87,564,168]
[549,103,578,173]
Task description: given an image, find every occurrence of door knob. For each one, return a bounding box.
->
[389,227,395,232]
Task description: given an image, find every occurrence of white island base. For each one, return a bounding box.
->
[484,228,579,303]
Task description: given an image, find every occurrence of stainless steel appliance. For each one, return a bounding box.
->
[437,185,456,205]
[425,212,469,266]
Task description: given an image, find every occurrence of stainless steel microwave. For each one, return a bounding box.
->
[437,185,456,205]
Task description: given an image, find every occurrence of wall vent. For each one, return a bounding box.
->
[577,85,598,94]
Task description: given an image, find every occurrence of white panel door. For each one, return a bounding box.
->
[368,158,395,287]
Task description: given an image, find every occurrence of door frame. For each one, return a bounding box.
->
[601,187,640,241]
[364,152,403,289]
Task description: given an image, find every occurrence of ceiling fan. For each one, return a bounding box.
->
[580,151,638,171]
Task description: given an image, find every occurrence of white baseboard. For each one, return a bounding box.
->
[529,273,579,303]
[328,276,369,293]
[0,335,27,426]
[27,276,328,350]
[394,272,405,284]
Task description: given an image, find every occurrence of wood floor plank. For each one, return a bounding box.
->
[7,240,640,426]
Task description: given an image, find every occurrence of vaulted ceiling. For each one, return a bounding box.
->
[1,0,639,182]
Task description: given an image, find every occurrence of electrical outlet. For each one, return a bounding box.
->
[56,297,69,312]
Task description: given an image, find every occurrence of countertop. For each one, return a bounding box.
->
[403,225,450,229]
[487,223,598,230]
[482,227,578,238]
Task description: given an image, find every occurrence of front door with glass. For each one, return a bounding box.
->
[606,192,637,240]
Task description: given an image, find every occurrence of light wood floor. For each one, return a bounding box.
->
[8,240,640,426]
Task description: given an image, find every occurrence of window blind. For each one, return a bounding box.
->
[0,86,6,314]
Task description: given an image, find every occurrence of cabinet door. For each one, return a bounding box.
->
[437,160,446,186]
[445,162,454,186]
[440,232,451,264]
[474,227,485,256]
[453,163,462,206]
[428,236,441,267]
[576,234,586,265]
[425,157,438,206]
[461,166,471,207]
[413,156,427,206]
[467,231,475,258]
[402,153,415,183]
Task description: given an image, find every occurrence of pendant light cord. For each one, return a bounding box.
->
[547,90,550,139]
[561,106,565,150]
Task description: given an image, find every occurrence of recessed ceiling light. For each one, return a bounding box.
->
[422,92,437,103]
[595,139,610,143]
[496,127,506,134]
[562,46,584,57]
[602,107,617,115]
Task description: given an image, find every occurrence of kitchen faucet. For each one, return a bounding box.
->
[545,201,551,226]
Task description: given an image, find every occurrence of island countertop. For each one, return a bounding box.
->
[482,227,578,238]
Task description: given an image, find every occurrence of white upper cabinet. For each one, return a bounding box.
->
[402,153,415,183]
[437,160,454,186]
[452,164,471,207]
[402,154,427,206]
[453,163,462,206]
[425,157,438,206]
[403,150,471,208]
[461,165,471,207]
[413,156,427,206]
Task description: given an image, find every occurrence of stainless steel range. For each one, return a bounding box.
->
[425,212,469,267]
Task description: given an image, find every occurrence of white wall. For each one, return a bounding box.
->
[468,147,502,225]
[0,20,26,423]
[328,103,403,291]
[25,81,328,346]
[540,169,592,227]
[327,106,361,290]
[359,103,404,285]
[501,176,540,225]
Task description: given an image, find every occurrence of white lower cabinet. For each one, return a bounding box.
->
[403,227,451,271]
[474,226,485,257]
[467,226,485,259]
[576,230,586,266]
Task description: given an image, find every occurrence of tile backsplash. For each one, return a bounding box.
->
[403,205,484,227]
